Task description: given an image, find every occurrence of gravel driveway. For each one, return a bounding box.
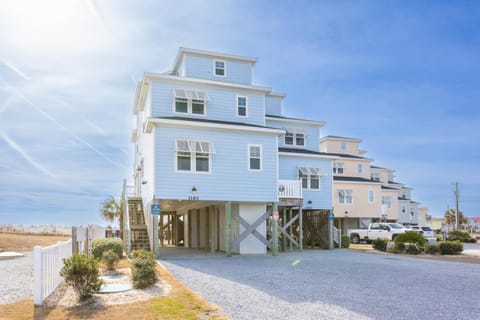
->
[160,250,480,320]
[0,252,34,304]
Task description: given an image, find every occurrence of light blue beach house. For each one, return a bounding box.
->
[125,48,336,256]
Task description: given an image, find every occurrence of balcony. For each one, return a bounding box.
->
[278,179,303,199]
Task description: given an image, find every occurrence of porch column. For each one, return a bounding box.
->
[225,201,232,257]
[299,207,303,251]
[152,214,160,258]
[282,208,287,252]
[272,202,279,256]
[289,208,293,252]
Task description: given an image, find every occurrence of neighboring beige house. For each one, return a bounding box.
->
[319,135,426,232]
[430,217,444,231]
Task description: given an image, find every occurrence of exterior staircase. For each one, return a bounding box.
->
[127,198,150,252]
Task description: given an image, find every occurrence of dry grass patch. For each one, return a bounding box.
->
[0,262,227,320]
[0,233,69,252]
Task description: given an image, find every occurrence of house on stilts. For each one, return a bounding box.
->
[122,47,339,257]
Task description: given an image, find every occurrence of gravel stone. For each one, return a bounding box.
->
[0,252,34,304]
[160,250,480,320]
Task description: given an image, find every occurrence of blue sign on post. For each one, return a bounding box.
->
[328,212,335,221]
[151,204,161,215]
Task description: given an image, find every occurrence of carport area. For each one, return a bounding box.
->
[156,199,272,256]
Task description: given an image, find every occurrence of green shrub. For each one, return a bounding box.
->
[405,244,422,255]
[425,244,440,254]
[92,238,123,259]
[393,242,406,254]
[439,241,464,255]
[101,249,119,270]
[341,235,350,248]
[394,231,427,247]
[447,230,476,243]
[60,254,102,300]
[372,238,389,252]
[131,249,158,289]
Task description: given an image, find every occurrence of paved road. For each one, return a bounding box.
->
[463,243,480,256]
[160,249,480,320]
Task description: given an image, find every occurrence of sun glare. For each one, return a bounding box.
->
[2,0,104,54]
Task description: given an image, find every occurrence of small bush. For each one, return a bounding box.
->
[341,235,350,248]
[92,238,123,260]
[60,254,102,300]
[393,242,406,254]
[405,243,422,255]
[425,244,440,255]
[372,238,389,252]
[131,249,158,289]
[439,241,464,255]
[447,230,476,243]
[394,231,426,247]
[101,249,119,270]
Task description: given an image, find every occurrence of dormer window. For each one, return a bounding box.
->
[214,60,226,76]
[341,142,347,151]
[284,130,305,146]
[173,89,209,115]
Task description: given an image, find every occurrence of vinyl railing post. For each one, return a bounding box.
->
[34,246,43,306]
[272,202,279,256]
[225,201,232,257]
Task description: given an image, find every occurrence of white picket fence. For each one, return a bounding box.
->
[34,239,72,305]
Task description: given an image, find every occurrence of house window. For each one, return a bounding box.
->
[357,163,363,174]
[175,139,215,173]
[368,190,375,203]
[248,144,262,171]
[382,196,392,209]
[338,189,353,204]
[237,96,248,117]
[285,132,294,145]
[214,60,225,76]
[341,142,347,151]
[284,130,305,146]
[371,173,381,182]
[333,162,344,174]
[175,97,188,113]
[173,89,209,115]
[298,167,321,190]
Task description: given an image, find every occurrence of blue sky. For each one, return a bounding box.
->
[0,0,479,226]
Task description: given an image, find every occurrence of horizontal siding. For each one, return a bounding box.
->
[279,155,332,209]
[265,96,282,116]
[185,54,252,85]
[151,82,265,126]
[266,120,320,151]
[154,126,278,202]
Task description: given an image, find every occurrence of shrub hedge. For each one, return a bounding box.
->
[372,238,389,252]
[131,249,158,289]
[425,244,440,254]
[101,249,119,270]
[60,254,102,300]
[439,241,463,255]
[92,238,123,259]
[447,230,476,243]
[341,235,350,248]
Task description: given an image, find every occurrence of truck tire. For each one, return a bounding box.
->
[351,234,360,244]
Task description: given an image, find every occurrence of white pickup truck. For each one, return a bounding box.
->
[347,223,406,244]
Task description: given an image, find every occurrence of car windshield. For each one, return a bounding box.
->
[421,227,432,231]
[388,223,404,229]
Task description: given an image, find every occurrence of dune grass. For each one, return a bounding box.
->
[0,233,69,252]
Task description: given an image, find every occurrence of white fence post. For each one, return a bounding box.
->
[33,246,43,306]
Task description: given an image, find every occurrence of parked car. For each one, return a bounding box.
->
[405,226,435,238]
[347,223,406,244]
